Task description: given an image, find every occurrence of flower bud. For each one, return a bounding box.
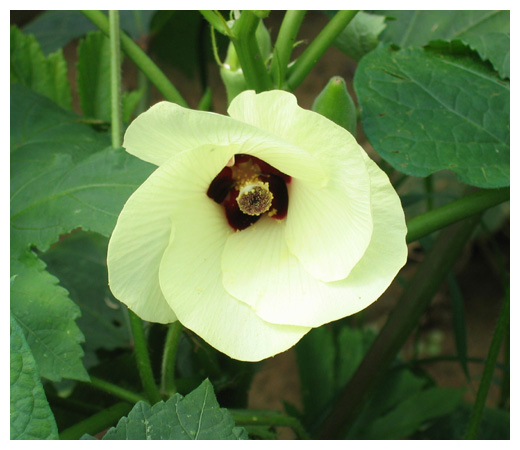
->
[312,76,357,136]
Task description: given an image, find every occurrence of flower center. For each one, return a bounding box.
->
[207,154,291,231]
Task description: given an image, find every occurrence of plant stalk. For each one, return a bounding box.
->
[109,10,122,148]
[160,321,183,397]
[406,187,509,243]
[88,376,147,405]
[269,10,306,88]
[318,215,482,439]
[286,11,358,90]
[465,287,510,439]
[230,11,272,92]
[128,310,162,405]
[82,10,188,106]
[59,402,132,440]
[231,410,310,440]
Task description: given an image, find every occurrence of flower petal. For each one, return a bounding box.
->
[107,143,236,323]
[229,90,373,281]
[335,154,408,312]
[285,174,372,282]
[123,100,326,186]
[221,157,407,328]
[158,197,310,362]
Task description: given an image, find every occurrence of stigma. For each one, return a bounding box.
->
[237,181,273,216]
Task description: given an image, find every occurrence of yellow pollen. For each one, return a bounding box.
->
[236,181,273,216]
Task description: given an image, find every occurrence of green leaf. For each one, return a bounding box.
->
[10,25,72,110]
[77,31,144,123]
[335,326,375,388]
[77,32,112,122]
[374,10,510,79]
[367,387,464,439]
[10,252,89,382]
[24,10,156,55]
[447,273,470,380]
[10,84,154,257]
[333,11,387,61]
[295,327,335,425]
[148,11,205,77]
[462,32,509,79]
[42,232,131,364]
[10,314,59,440]
[354,44,509,188]
[377,11,509,48]
[102,379,248,440]
[295,325,375,431]
[413,403,510,439]
[122,89,144,123]
[346,367,463,439]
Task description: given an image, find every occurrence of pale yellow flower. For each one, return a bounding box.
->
[107,90,407,361]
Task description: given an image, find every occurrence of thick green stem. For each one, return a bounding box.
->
[88,376,147,405]
[59,402,132,440]
[318,215,482,439]
[269,10,306,88]
[286,11,358,90]
[109,11,122,148]
[160,322,183,397]
[231,410,310,440]
[406,187,509,243]
[128,310,162,405]
[230,11,272,92]
[465,288,510,439]
[82,10,188,107]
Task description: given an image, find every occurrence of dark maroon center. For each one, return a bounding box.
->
[207,154,291,231]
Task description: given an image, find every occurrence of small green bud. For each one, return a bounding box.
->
[220,64,247,105]
[312,76,357,136]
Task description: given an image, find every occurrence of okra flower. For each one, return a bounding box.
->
[107,90,407,362]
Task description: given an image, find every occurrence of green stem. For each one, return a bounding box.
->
[406,187,510,244]
[128,310,162,405]
[230,11,272,92]
[47,393,102,416]
[88,376,147,405]
[269,10,306,88]
[160,321,183,397]
[109,10,122,148]
[286,11,358,90]
[318,215,482,439]
[465,288,510,439]
[424,174,434,211]
[231,410,310,440]
[59,402,132,440]
[82,10,188,107]
[498,324,510,409]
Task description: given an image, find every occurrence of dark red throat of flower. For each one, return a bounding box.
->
[207,154,291,231]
